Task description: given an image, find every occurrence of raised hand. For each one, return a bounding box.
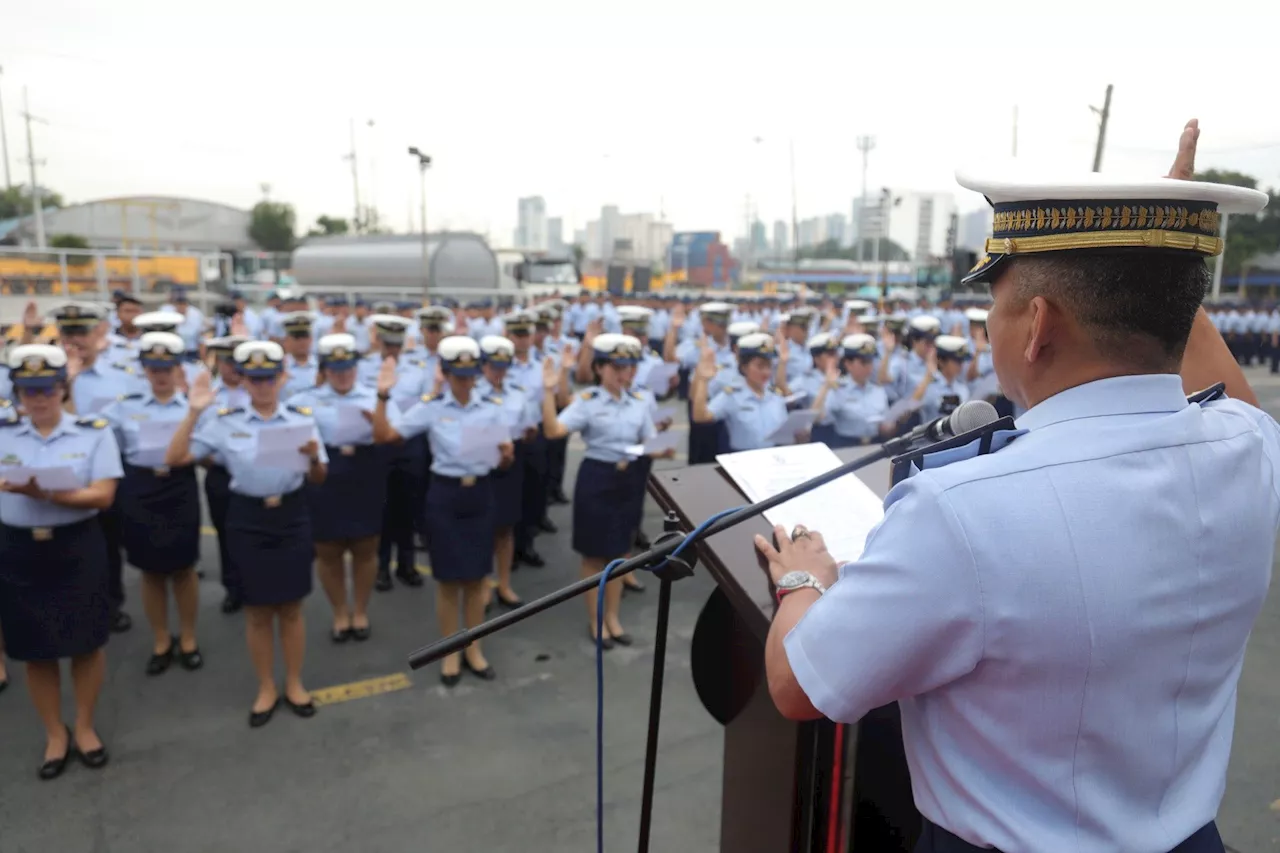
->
[1168,119,1198,180]
[376,356,398,395]
[926,349,938,374]
[230,313,249,337]
[64,349,84,384]
[542,356,560,390]
[824,362,840,388]
[22,301,39,328]
[973,325,988,351]
[671,303,687,328]
[879,327,897,351]
[560,345,575,371]
[187,369,215,411]
[694,342,718,381]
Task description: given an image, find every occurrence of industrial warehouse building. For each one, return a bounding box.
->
[2,195,256,253]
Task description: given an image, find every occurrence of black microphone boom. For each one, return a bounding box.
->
[406,405,1005,670]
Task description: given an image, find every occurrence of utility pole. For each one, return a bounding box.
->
[408,147,431,300]
[366,119,379,232]
[21,87,46,248]
[1211,213,1229,300]
[344,118,361,233]
[0,66,12,190]
[1090,84,1113,172]
[855,135,875,262]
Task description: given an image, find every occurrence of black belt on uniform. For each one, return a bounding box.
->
[230,488,304,509]
[432,473,489,488]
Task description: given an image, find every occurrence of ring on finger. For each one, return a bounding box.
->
[791,525,810,540]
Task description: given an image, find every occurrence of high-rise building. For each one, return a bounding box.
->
[853,191,957,260]
[824,213,849,247]
[546,217,566,255]
[772,220,789,259]
[515,196,548,251]
[582,206,670,263]
[958,207,994,252]
[750,220,768,253]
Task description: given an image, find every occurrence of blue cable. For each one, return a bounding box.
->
[593,505,744,853]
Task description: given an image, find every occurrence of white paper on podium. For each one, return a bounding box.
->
[458,423,508,468]
[624,431,681,457]
[253,424,314,472]
[716,442,885,564]
[134,419,181,467]
[971,372,1001,400]
[767,409,819,446]
[328,405,370,446]
[0,465,81,491]
[885,396,922,423]
[644,361,680,394]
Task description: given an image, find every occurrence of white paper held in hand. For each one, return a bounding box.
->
[716,443,885,564]
[0,465,81,491]
[134,419,182,468]
[623,431,680,457]
[458,423,509,468]
[644,362,680,394]
[767,409,819,446]
[329,405,371,446]
[253,424,315,472]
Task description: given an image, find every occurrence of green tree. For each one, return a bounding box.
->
[571,243,586,266]
[307,215,350,237]
[0,185,66,220]
[48,233,93,266]
[248,201,298,252]
[797,237,910,262]
[1195,169,1280,278]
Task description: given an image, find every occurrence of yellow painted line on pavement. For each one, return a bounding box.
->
[311,673,413,707]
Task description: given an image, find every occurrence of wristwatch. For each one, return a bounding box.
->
[774,570,827,603]
[377,391,392,402]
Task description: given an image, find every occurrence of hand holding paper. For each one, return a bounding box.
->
[624,431,680,457]
[0,466,81,492]
[767,409,819,446]
[253,424,315,472]
[458,423,510,468]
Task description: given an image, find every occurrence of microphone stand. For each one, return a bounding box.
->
[406,415,1015,853]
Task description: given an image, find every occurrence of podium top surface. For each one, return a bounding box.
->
[648,449,892,642]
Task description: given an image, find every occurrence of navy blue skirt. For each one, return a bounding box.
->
[572,459,643,559]
[425,474,495,583]
[630,456,653,530]
[491,441,525,528]
[309,443,388,542]
[227,490,313,606]
[915,820,1223,853]
[0,517,111,661]
[119,462,201,574]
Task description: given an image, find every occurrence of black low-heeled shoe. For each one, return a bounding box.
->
[464,658,496,681]
[221,595,243,614]
[145,641,175,676]
[284,696,316,718]
[496,592,524,610]
[249,699,279,728]
[330,627,352,644]
[0,678,8,695]
[374,571,393,592]
[110,611,133,634]
[623,578,646,594]
[75,740,109,770]
[611,632,634,647]
[38,726,72,781]
[350,625,371,642]
[588,627,614,651]
[177,646,204,671]
[440,671,461,688]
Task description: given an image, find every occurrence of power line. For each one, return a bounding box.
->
[1090,84,1113,172]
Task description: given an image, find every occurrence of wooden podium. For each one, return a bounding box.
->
[648,449,920,853]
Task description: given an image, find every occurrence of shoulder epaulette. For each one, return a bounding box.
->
[409,359,425,368]
[628,390,644,401]
[109,361,135,374]
[76,416,109,430]
[420,393,440,403]
[287,404,313,417]
[119,393,144,402]
[0,415,20,427]
[509,382,525,391]
[0,397,11,408]
[724,385,741,394]
[217,407,244,418]
[484,394,502,405]
[579,388,598,401]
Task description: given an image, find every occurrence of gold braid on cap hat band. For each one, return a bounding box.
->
[986,230,1223,257]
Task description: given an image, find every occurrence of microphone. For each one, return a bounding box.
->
[884,399,999,454]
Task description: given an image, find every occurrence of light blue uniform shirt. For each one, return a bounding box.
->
[281,354,320,400]
[785,374,1279,853]
[676,338,735,374]
[507,352,545,419]
[477,377,534,434]
[0,413,124,527]
[649,309,671,342]
[920,374,971,423]
[71,359,141,414]
[396,389,508,477]
[101,391,191,467]
[357,353,428,411]
[557,386,656,463]
[199,380,250,466]
[783,339,813,386]
[0,367,11,402]
[158,305,205,352]
[190,404,327,497]
[289,383,391,447]
[825,379,889,439]
[706,383,788,450]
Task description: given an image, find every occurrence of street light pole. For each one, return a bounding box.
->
[408,147,432,301]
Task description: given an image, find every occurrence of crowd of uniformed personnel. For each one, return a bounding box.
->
[1206,303,1280,372]
[0,283,1000,780]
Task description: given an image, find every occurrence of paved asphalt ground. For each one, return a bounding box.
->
[2,370,1280,852]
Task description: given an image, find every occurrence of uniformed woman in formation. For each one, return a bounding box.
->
[203,335,251,613]
[919,335,972,423]
[0,345,122,778]
[794,333,841,445]
[290,333,396,643]
[166,341,328,728]
[476,335,531,609]
[377,336,514,685]
[102,331,204,675]
[692,333,799,451]
[542,334,672,648]
[810,333,895,447]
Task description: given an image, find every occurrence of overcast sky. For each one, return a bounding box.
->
[3,0,1278,245]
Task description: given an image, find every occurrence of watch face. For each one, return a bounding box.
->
[776,570,811,590]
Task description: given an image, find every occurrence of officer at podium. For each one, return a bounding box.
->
[757,122,1274,853]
